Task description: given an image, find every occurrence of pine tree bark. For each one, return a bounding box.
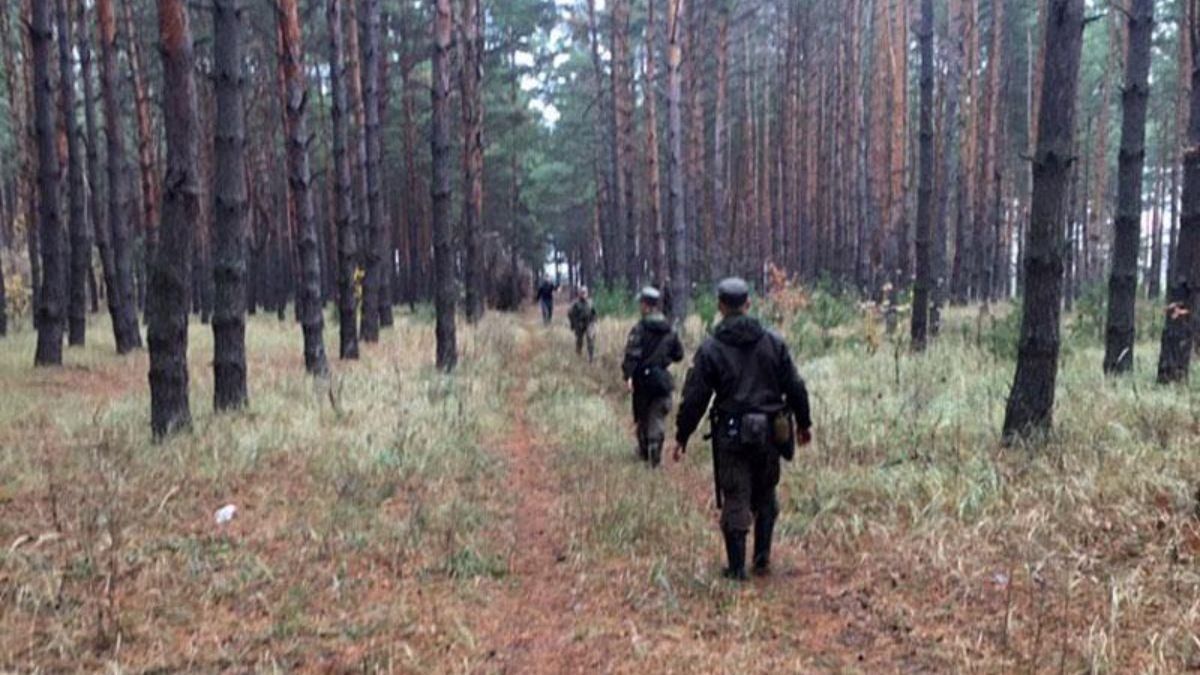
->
[586,0,615,286]
[712,6,728,279]
[666,0,688,320]
[1002,0,1085,441]
[345,0,375,341]
[1148,162,1165,300]
[1158,0,1200,383]
[122,0,158,263]
[911,0,934,351]
[57,0,88,347]
[328,0,358,359]
[613,0,638,290]
[32,0,65,365]
[684,0,706,286]
[608,0,630,289]
[1103,0,1154,375]
[148,0,200,437]
[79,0,110,316]
[98,0,142,352]
[358,0,384,341]
[645,0,665,288]
[212,0,249,409]
[460,0,485,322]
[933,0,964,335]
[279,0,329,376]
[431,0,456,370]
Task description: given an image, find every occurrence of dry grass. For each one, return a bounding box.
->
[1,303,1199,672]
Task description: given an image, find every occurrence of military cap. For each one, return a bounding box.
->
[717,277,750,306]
[639,287,662,304]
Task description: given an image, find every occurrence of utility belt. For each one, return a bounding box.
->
[708,409,795,461]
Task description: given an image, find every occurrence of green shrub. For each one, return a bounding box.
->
[979,304,1021,360]
[1067,281,1107,345]
[809,286,857,338]
[592,283,638,318]
[692,290,719,333]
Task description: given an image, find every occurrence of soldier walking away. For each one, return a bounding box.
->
[622,287,684,467]
[535,274,557,325]
[673,278,813,581]
[568,286,598,362]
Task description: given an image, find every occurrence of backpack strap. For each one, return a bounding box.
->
[638,329,673,371]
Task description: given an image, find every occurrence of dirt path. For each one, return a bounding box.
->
[473,314,944,672]
[476,320,584,673]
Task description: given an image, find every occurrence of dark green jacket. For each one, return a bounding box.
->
[568,298,597,333]
[675,314,812,445]
[622,314,684,414]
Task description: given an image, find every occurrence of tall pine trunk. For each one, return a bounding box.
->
[1158,1,1200,383]
[280,0,329,376]
[613,0,638,290]
[911,0,934,351]
[666,0,688,321]
[79,0,109,319]
[122,0,158,270]
[346,0,375,341]
[98,0,142,352]
[148,0,200,437]
[212,0,249,410]
[1148,162,1165,300]
[57,0,88,347]
[460,0,485,322]
[1002,0,1085,441]
[933,0,964,335]
[32,0,65,365]
[358,0,384,340]
[328,0,359,359]
[1102,0,1154,375]
[431,0,457,370]
[645,0,665,288]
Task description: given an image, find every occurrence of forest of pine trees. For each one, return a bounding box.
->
[0,0,1197,440]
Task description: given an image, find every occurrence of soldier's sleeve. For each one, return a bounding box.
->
[621,324,643,381]
[778,341,813,430]
[675,347,715,446]
[668,332,685,364]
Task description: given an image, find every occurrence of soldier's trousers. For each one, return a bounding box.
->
[635,396,672,464]
[574,326,596,361]
[714,438,781,534]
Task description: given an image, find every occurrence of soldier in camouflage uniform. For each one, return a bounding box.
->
[673,278,813,581]
[568,286,598,362]
[622,288,684,467]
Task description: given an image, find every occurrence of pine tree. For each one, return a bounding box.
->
[212,0,249,410]
[148,0,201,437]
[1003,0,1086,441]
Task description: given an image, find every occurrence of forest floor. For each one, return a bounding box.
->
[2,304,1200,673]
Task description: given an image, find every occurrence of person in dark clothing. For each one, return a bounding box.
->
[673,278,813,581]
[568,286,598,362]
[535,275,557,325]
[622,287,684,467]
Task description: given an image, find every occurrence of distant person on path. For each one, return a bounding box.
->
[622,287,684,467]
[568,286,598,362]
[673,278,813,581]
[535,274,557,325]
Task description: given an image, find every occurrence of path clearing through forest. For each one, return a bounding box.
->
[472,308,945,672]
[475,317,584,673]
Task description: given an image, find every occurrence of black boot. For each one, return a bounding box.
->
[722,530,748,581]
[647,440,663,467]
[753,514,776,575]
